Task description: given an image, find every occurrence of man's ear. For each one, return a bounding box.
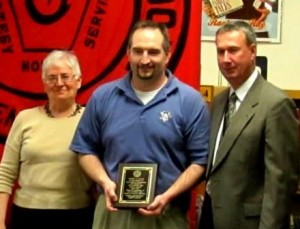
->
[250,44,257,61]
[165,51,172,65]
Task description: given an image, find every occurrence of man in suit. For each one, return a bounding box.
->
[199,21,299,229]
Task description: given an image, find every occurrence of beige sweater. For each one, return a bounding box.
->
[0,107,94,209]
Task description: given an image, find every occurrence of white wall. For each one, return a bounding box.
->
[201,0,300,90]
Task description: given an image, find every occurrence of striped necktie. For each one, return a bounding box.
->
[224,92,238,132]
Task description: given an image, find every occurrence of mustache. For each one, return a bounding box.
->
[138,62,153,68]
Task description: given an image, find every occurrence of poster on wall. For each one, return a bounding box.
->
[0,2,202,228]
[0,0,201,149]
[201,0,282,43]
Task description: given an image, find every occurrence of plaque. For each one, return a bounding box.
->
[114,163,157,208]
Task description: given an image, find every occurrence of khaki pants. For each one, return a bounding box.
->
[92,194,188,229]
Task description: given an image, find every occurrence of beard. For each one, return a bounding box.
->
[135,66,155,80]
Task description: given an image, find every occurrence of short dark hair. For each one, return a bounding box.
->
[127,20,170,54]
[216,21,257,46]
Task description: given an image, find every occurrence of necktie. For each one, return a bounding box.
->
[224,92,238,132]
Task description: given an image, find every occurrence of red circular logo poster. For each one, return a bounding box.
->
[0,0,200,144]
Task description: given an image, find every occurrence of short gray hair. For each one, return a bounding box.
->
[42,50,82,80]
[216,21,257,46]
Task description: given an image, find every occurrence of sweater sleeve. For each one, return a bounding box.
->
[0,111,24,194]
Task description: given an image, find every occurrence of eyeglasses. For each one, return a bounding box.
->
[44,74,76,85]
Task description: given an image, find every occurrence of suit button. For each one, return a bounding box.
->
[206,180,211,196]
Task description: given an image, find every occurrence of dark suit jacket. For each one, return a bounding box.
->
[200,76,299,229]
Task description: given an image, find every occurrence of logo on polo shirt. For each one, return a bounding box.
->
[159,111,172,122]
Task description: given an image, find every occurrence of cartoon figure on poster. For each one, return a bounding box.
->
[202,0,280,42]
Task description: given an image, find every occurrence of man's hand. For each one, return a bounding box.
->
[0,223,6,229]
[138,194,169,216]
[203,1,217,18]
[255,7,270,24]
[103,180,118,212]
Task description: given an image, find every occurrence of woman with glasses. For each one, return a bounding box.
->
[0,50,95,229]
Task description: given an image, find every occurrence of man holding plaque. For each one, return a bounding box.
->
[70,20,210,229]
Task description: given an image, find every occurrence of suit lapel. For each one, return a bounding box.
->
[206,89,229,176]
[210,76,264,173]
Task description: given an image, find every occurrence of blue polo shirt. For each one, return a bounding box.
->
[70,70,210,206]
